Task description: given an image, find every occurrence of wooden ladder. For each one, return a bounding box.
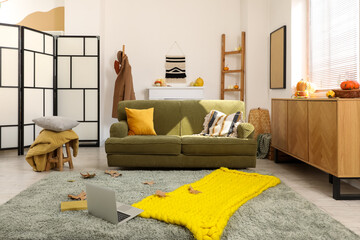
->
[220,32,246,101]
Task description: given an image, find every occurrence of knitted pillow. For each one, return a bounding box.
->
[200,110,244,137]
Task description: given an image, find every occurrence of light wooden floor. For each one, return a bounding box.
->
[0,147,359,235]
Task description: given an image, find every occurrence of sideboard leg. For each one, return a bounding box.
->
[332,176,360,200]
[333,176,340,200]
[329,174,333,184]
[274,148,279,163]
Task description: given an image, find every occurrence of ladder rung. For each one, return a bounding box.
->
[222,69,242,73]
[224,50,241,55]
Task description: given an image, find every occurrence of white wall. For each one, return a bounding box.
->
[240,0,307,117]
[64,0,308,144]
[268,0,293,100]
[65,0,243,144]
[240,0,271,117]
[0,0,64,24]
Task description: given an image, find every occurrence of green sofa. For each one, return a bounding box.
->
[105,100,256,168]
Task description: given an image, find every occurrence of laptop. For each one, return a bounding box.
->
[85,183,143,224]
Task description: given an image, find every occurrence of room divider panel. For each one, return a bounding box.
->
[22,27,55,149]
[0,23,100,155]
[57,36,100,147]
[0,24,21,154]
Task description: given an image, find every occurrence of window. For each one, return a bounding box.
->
[309,0,359,89]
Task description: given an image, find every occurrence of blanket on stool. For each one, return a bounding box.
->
[132,167,280,240]
[26,130,79,172]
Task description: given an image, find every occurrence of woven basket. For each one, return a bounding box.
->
[333,89,360,98]
[248,108,271,140]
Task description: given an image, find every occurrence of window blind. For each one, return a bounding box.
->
[309,0,359,89]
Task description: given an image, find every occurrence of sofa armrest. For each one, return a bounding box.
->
[237,123,255,139]
[110,120,128,138]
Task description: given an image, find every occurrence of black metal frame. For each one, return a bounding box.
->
[274,148,360,200]
[0,23,100,155]
[0,23,22,154]
[21,27,56,149]
[329,175,360,200]
[270,25,286,89]
[56,35,100,147]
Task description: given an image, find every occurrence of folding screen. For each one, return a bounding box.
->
[57,36,100,146]
[22,27,55,149]
[0,23,100,154]
[0,24,20,153]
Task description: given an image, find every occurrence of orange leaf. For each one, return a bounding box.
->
[68,190,87,200]
[105,170,122,178]
[80,172,96,179]
[143,181,155,185]
[188,185,202,194]
[155,190,167,198]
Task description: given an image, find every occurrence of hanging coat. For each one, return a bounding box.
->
[112,51,136,118]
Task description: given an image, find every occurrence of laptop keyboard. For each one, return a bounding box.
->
[117,211,130,222]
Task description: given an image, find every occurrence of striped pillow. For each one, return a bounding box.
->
[200,110,244,137]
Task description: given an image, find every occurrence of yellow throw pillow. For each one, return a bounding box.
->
[125,107,157,135]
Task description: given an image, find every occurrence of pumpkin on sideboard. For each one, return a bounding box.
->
[340,80,359,90]
[352,80,360,89]
[295,79,316,98]
[296,79,310,91]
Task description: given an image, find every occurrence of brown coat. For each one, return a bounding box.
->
[112,51,136,118]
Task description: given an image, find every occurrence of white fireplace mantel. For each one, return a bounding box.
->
[148,87,204,100]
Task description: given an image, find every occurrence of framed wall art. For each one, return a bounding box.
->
[270,25,286,89]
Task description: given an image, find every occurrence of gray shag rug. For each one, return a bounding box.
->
[0,169,359,240]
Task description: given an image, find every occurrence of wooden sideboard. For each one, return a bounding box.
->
[271,98,360,200]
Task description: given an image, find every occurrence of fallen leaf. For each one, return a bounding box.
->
[143,181,155,185]
[105,170,122,178]
[67,180,75,182]
[155,190,167,198]
[68,190,87,200]
[80,172,96,179]
[188,185,202,194]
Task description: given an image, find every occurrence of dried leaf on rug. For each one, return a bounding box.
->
[155,190,167,198]
[105,170,122,178]
[80,172,96,179]
[143,181,155,185]
[188,185,201,194]
[68,190,87,200]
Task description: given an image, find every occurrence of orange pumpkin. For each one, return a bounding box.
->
[341,80,355,90]
[296,80,310,92]
[352,80,360,89]
[295,91,309,98]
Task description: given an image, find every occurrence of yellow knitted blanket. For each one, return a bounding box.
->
[132,168,280,240]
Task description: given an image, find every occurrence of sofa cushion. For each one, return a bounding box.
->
[181,135,256,156]
[118,100,181,136]
[180,100,245,135]
[125,107,156,135]
[106,135,181,155]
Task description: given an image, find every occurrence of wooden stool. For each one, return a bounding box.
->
[45,142,73,171]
